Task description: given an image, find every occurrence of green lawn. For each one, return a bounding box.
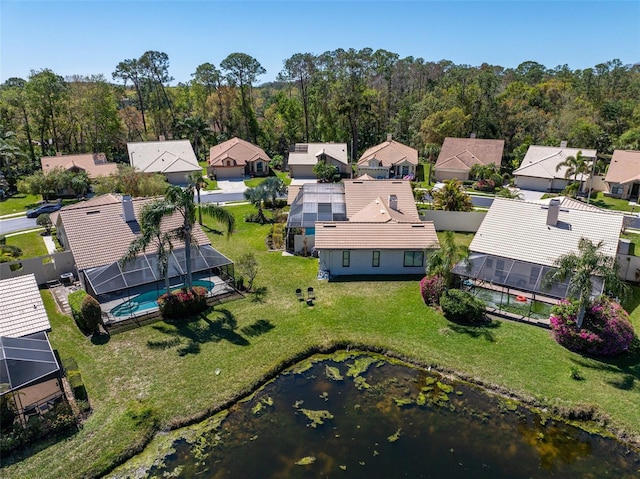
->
[587,192,637,212]
[6,230,49,258]
[4,204,640,478]
[0,193,42,216]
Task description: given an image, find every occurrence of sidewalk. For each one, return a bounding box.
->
[0,212,26,220]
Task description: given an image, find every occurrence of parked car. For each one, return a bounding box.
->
[26,202,62,218]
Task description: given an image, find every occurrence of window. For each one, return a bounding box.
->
[342,251,350,267]
[403,251,424,267]
[612,184,623,195]
[256,161,263,172]
[372,251,380,267]
[401,165,409,176]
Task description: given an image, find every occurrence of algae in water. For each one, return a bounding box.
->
[295,456,316,465]
[325,364,344,381]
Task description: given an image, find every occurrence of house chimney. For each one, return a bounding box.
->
[388,194,398,211]
[560,140,567,148]
[547,198,560,226]
[470,132,476,139]
[387,133,392,142]
[122,195,136,223]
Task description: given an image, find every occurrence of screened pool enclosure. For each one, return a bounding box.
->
[82,245,235,322]
[452,252,605,319]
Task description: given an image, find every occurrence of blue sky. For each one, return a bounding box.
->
[1,1,639,85]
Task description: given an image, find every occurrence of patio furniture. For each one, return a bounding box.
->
[307,287,315,300]
[296,288,304,301]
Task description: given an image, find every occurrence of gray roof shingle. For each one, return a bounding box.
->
[0,274,51,338]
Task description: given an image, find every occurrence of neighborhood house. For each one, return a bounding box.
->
[356,135,418,179]
[40,153,118,196]
[53,194,235,323]
[208,137,271,179]
[0,274,63,423]
[127,139,201,185]
[287,142,349,180]
[433,137,504,182]
[604,149,640,200]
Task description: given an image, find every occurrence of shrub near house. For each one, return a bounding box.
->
[550,297,635,356]
[158,286,208,319]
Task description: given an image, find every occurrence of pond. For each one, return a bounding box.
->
[110,352,639,478]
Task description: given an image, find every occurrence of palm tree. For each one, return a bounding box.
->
[555,151,589,198]
[543,238,627,328]
[119,200,176,296]
[432,179,473,211]
[176,116,213,161]
[164,185,235,288]
[260,176,286,209]
[244,184,270,224]
[426,230,470,289]
[187,172,207,225]
[424,143,441,184]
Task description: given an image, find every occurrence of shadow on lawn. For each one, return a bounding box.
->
[448,319,501,343]
[570,337,640,391]
[241,319,275,337]
[148,308,249,355]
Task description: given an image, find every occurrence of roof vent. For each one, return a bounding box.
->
[560,140,567,148]
[122,195,136,223]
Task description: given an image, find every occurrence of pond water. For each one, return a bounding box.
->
[114,352,639,478]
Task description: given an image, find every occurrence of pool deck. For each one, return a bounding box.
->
[100,276,237,325]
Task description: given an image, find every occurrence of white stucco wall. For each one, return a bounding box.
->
[434,168,470,182]
[318,249,426,276]
[420,210,486,232]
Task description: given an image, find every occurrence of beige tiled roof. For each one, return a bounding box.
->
[287,185,301,205]
[0,274,51,338]
[343,180,419,220]
[470,198,623,267]
[315,221,438,250]
[435,138,504,171]
[57,194,210,271]
[538,196,622,214]
[605,150,640,184]
[209,137,270,166]
[355,174,376,180]
[287,143,348,166]
[514,145,597,180]
[357,140,418,166]
[127,140,201,174]
[349,196,414,223]
[41,153,118,178]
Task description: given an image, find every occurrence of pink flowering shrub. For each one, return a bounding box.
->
[473,179,497,192]
[158,286,208,319]
[549,297,635,356]
[420,275,446,306]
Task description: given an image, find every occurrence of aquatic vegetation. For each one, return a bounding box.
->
[320,392,329,401]
[346,356,378,378]
[394,397,414,407]
[387,428,402,442]
[251,396,273,415]
[325,364,344,381]
[295,405,335,428]
[295,456,316,465]
[353,376,370,390]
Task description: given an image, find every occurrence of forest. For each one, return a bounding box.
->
[1,48,639,190]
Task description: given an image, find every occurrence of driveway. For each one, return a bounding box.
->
[213,180,248,193]
[515,188,545,202]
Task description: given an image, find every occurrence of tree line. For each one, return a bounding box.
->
[1,49,639,190]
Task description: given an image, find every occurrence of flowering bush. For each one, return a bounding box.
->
[420,275,446,306]
[158,286,208,319]
[473,179,496,192]
[549,297,635,356]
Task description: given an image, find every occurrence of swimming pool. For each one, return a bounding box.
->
[110,280,214,318]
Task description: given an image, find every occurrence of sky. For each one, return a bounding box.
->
[1,1,639,85]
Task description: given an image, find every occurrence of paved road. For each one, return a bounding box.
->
[0,216,37,235]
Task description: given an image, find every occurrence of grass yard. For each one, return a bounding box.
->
[4,204,640,478]
[0,193,42,216]
[6,230,49,258]
[588,192,637,212]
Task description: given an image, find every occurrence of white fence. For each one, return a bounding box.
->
[0,251,75,286]
[419,210,487,232]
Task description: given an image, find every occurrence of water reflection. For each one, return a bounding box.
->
[119,352,639,478]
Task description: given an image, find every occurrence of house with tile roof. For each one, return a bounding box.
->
[513,145,597,192]
[451,198,625,316]
[287,179,438,276]
[208,137,271,179]
[434,137,504,182]
[54,194,235,322]
[0,274,63,421]
[41,153,118,178]
[356,136,418,179]
[127,139,201,185]
[604,150,640,200]
[287,142,349,180]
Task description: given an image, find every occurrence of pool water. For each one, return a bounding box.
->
[474,288,553,319]
[110,280,214,318]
